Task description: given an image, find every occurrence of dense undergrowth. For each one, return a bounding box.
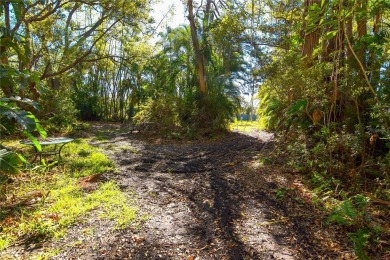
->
[232,120,388,258]
[133,92,237,139]
[256,53,389,259]
[231,119,389,258]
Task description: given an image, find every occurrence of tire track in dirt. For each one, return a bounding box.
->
[0,124,353,259]
[95,130,298,259]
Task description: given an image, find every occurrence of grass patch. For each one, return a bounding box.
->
[229,120,261,133]
[0,139,137,257]
[32,248,61,260]
[94,130,112,141]
[64,141,114,177]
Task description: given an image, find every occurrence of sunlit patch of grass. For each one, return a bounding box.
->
[33,248,61,260]
[88,182,137,229]
[117,145,138,154]
[63,141,114,177]
[0,140,138,257]
[0,237,10,252]
[229,120,261,133]
[118,145,132,151]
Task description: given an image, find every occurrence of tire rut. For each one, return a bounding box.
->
[97,132,298,259]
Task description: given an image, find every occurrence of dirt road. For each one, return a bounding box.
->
[51,124,349,259]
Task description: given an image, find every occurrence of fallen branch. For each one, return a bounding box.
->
[256,217,289,226]
[363,192,390,206]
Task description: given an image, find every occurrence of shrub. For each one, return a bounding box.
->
[133,95,181,135]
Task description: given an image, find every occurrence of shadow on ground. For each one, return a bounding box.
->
[79,126,348,259]
[4,123,349,259]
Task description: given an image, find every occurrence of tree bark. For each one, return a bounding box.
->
[187,0,207,95]
[0,1,14,97]
[345,14,353,60]
[355,0,368,68]
[368,10,382,90]
[301,0,322,65]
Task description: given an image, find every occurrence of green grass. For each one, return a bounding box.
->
[0,139,138,256]
[229,120,262,132]
[94,130,112,141]
[32,248,61,260]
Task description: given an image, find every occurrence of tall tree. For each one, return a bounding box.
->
[0,0,150,100]
[187,0,207,96]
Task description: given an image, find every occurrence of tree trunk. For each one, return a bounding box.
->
[368,11,381,88]
[187,0,207,95]
[0,2,14,97]
[345,15,353,60]
[301,0,322,65]
[355,0,368,68]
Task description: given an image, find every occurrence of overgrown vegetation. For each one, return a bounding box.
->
[0,96,46,180]
[254,0,389,257]
[1,0,389,258]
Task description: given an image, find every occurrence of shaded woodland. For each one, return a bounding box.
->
[1,0,389,259]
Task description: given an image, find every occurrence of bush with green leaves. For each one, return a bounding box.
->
[257,45,389,258]
[0,97,46,142]
[327,195,369,227]
[326,195,373,259]
[196,90,238,133]
[133,95,182,135]
[39,87,78,132]
[1,12,47,174]
[134,87,239,138]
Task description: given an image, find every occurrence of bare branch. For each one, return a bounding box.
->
[64,3,81,50]
[25,0,66,23]
[41,19,120,80]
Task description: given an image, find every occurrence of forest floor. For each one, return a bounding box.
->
[2,122,356,259]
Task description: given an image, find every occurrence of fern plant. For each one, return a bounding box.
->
[327,195,369,226]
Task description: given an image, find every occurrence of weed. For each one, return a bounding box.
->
[147,191,157,197]
[32,248,61,260]
[82,227,95,236]
[327,200,358,226]
[118,145,132,152]
[327,195,369,226]
[95,131,110,141]
[31,159,58,174]
[106,144,114,150]
[349,228,370,260]
[0,236,10,251]
[274,187,290,199]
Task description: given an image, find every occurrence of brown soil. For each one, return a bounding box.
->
[2,123,354,259]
